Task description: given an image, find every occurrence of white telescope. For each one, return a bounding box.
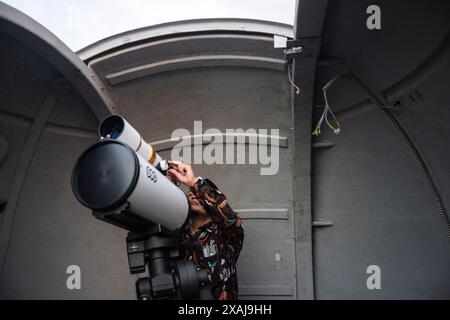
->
[99,115,162,167]
[71,139,190,232]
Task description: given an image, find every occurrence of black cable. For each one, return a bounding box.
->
[329,74,450,240]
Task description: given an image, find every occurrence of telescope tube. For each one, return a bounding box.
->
[71,139,190,231]
[99,115,162,166]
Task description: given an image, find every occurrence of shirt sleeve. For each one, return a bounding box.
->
[189,178,241,229]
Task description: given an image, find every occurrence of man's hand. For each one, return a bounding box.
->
[167,160,199,188]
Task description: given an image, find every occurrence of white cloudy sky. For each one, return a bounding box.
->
[3,0,295,51]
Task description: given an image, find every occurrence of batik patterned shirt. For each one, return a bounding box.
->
[178,178,244,300]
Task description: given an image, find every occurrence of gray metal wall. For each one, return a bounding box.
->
[142,68,296,299]
[0,8,134,299]
[85,29,297,299]
[311,0,450,299]
[0,8,298,299]
[1,0,449,300]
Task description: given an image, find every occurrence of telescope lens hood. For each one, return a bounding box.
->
[72,139,139,212]
[99,115,125,139]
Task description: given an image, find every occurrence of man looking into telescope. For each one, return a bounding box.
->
[167,160,244,300]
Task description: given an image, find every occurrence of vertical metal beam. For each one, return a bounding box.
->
[0,93,56,282]
[294,0,329,38]
[291,0,328,300]
[291,51,319,300]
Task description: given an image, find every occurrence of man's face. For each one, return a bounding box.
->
[188,191,207,216]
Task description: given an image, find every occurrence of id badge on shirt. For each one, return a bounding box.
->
[202,243,218,258]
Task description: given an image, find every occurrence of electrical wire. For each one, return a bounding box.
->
[313,76,342,136]
[287,63,301,95]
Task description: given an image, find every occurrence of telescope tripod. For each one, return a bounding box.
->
[126,223,213,300]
